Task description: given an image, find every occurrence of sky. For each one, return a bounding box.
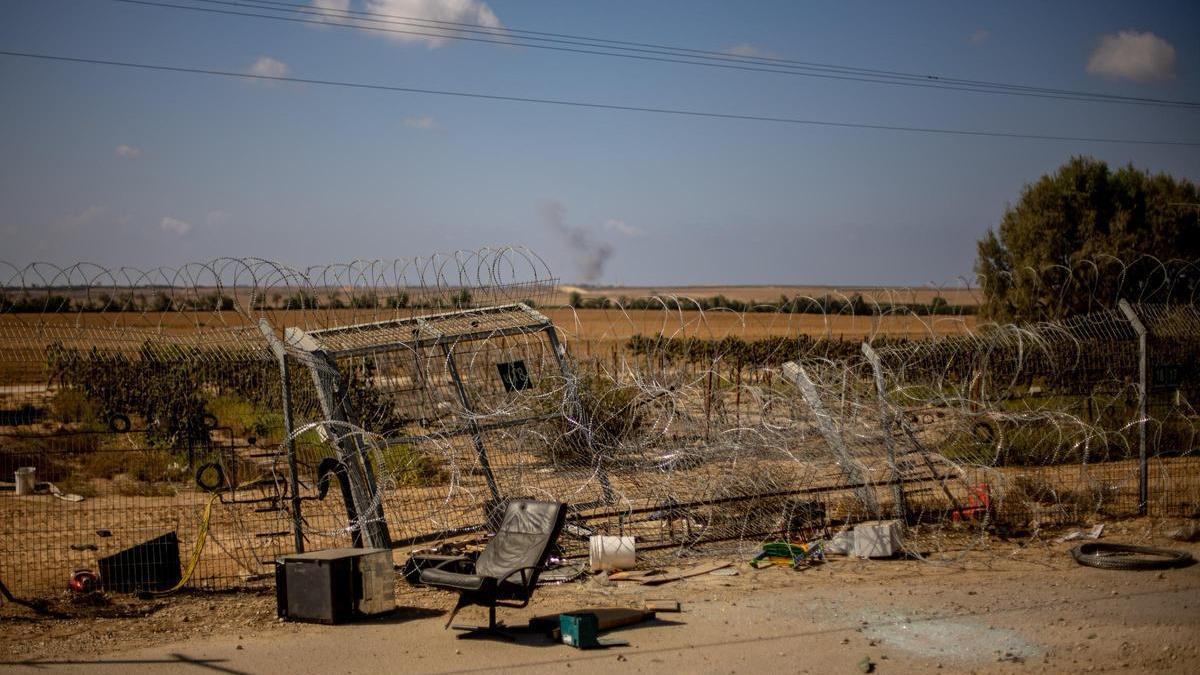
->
[1,0,1198,286]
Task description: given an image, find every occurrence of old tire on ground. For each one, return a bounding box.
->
[195,462,226,492]
[107,413,131,433]
[1070,542,1194,571]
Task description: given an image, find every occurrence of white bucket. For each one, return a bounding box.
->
[14,467,36,496]
[589,535,636,571]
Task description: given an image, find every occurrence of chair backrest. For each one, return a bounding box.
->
[475,500,566,591]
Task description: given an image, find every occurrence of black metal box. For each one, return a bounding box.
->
[98,532,182,594]
[275,548,395,624]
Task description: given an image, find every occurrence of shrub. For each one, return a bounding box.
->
[547,373,647,464]
[377,443,447,487]
[49,388,98,425]
[79,449,188,483]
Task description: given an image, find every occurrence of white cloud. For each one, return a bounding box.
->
[968,29,989,45]
[724,43,769,58]
[1087,30,1176,81]
[358,0,504,48]
[205,210,232,226]
[604,218,641,237]
[115,144,141,158]
[247,56,290,79]
[61,205,106,228]
[160,216,192,236]
[403,115,440,130]
[312,0,350,13]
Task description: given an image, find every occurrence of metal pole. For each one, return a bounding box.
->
[1118,300,1149,515]
[285,327,391,548]
[781,361,881,517]
[862,342,907,521]
[258,320,304,552]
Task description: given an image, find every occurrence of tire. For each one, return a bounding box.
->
[972,421,997,444]
[195,462,226,492]
[1070,542,1194,571]
[107,414,131,433]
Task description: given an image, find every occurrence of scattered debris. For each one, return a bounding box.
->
[1166,522,1200,543]
[643,599,680,613]
[539,561,588,585]
[608,569,663,582]
[750,542,824,569]
[854,520,903,558]
[589,535,636,571]
[532,607,655,647]
[824,530,855,556]
[639,560,734,585]
[558,612,631,649]
[1070,542,1195,571]
[69,570,100,594]
[1056,524,1104,543]
[98,532,182,594]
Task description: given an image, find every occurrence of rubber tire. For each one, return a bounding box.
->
[107,414,131,433]
[972,421,996,444]
[1070,542,1194,571]
[195,462,226,492]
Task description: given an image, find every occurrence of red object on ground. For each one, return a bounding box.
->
[69,570,99,593]
[951,483,991,522]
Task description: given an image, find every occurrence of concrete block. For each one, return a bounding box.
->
[853,520,902,558]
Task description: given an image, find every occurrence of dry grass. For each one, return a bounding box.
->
[551,284,980,307]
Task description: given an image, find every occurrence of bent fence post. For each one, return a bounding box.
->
[782,360,881,518]
[861,342,907,522]
[1118,299,1149,516]
[258,319,304,554]
[284,326,392,549]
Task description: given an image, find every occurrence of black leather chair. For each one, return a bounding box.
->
[420,500,566,639]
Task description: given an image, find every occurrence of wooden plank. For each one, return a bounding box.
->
[529,608,656,634]
[606,569,662,581]
[643,599,681,612]
[639,560,733,585]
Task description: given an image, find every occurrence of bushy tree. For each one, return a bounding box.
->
[976,157,1200,322]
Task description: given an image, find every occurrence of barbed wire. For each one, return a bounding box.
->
[1,252,1198,592]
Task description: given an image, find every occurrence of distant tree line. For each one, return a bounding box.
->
[0,288,492,313]
[569,291,974,316]
[625,333,920,367]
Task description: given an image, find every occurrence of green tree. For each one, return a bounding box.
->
[976,157,1200,322]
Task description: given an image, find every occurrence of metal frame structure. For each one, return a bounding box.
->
[284,303,612,548]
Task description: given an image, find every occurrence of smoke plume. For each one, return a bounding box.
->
[540,200,612,282]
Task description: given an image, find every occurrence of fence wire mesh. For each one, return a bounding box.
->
[1,252,1198,595]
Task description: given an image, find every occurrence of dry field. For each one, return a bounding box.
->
[0,306,977,340]
[552,284,980,307]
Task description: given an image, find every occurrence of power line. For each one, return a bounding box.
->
[161,0,1200,105]
[3,49,1197,147]
[219,0,1200,107]
[102,0,1200,110]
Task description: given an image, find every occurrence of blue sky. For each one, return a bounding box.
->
[1,0,1198,285]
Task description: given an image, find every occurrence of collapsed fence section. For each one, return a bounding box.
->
[2,256,1199,596]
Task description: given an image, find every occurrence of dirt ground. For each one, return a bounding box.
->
[2,519,1198,674]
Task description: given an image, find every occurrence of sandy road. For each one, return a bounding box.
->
[3,529,1199,674]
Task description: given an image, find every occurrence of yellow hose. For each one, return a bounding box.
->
[140,493,218,597]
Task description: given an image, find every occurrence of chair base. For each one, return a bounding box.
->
[448,603,515,641]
